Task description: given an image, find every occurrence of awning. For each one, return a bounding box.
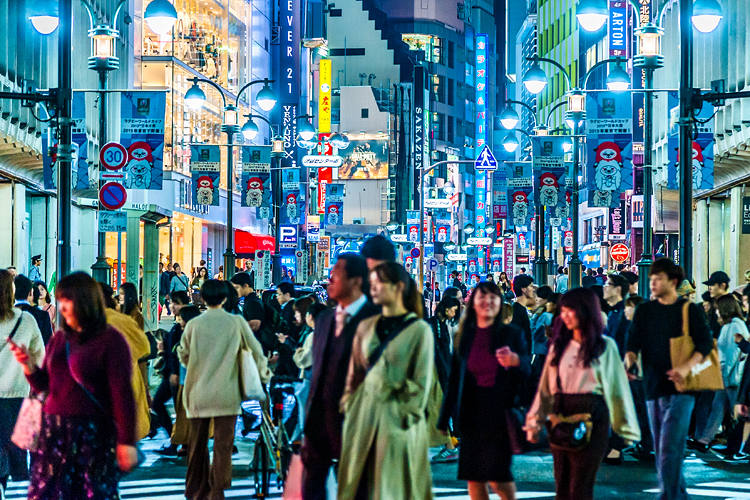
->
[235,230,275,257]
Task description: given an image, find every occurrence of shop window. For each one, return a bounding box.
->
[431,75,445,103]
[447,78,454,106]
[447,116,454,144]
[448,41,455,69]
[361,108,369,118]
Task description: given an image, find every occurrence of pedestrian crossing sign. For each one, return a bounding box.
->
[475,145,498,171]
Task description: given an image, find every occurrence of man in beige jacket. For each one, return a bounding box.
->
[178,280,270,500]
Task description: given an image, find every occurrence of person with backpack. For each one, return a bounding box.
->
[337,262,435,499]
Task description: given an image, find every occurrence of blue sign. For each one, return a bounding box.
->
[608,1,629,58]
[120,91,166,190]
[475,144,497,171]
[666,91,714,190]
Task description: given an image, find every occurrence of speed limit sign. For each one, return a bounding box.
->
[100,142,128,171]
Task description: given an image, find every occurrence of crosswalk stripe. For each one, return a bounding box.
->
[645,488,750,498]
[698,482,750,490]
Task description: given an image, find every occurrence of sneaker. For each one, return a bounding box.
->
[724,452,750,463]
[155,444,179,457]
[431,447,459,463]
[686,438,709,453]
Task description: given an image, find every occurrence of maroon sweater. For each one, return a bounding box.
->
[27,326,137,445]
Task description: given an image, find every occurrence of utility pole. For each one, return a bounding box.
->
[678,0,694,278]
[57,0,74,281]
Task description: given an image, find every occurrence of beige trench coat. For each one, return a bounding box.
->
[337,313,435,500]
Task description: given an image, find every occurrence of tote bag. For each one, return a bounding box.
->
[11,396,43,451]
[670,301,724,392]
[239,332,265,401]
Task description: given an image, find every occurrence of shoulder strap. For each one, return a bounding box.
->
[65,341,109,415]
[682,300,691,338]
[0,314,23,354]
[367,317,419,370]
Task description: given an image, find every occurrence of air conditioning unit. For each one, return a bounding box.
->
[352,218,366,225]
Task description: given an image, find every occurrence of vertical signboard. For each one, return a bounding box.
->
[507,162,534,230]
[586,92,633,208]
[282,168,304,225]
[532,136,568,228]
[609,200,626,239]
[609,1,629,57]
[254,250,272,290]
[414,66,427,194]
[406,210,420,243]
[317,133,333,214]
[318,59,332,133]
[307,215,321,242]
[503,237,514,275]
[666,91,714,190]
[324,182,344,226]
[474,34,489,237]
[190,145,221,206]
[279,0,300,169]
[742,197,750,235]
[493,165,508,219]
[241,146,272,219]
[44,92,90,190]
[120,91,166,190]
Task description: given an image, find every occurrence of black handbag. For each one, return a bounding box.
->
[545,371,593,452]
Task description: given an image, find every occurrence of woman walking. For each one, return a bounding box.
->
[337,262,435,500]
[10,272,139,500]
[525,287,640,500]
[35,281,56,327]
[191,267,208,290]
[0,270,45,493]
[438,282,530,500]
[119,282,144,330]
[170,263,190,295]
[178,280,270,500]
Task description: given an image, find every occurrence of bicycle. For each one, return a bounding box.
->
[251,381,296,498]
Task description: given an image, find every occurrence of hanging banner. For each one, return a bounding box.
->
[307,215,320,242]
[324,182,344,226]
[189,145,221,206]
[44,93,89,190]
[493,165,508,219]
[667,91,714,190]
[120,91,166,190]
[318,59,332,133]
[406,210,420,243]
[586,91,633,208]
[435,214,451,243]
[532,136,568,222]
[241,146,272,219]
[282,168,304,225]
[507,162,534,230]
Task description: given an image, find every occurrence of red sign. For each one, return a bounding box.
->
[611,243,630,262]
[100,142,128,171]
[99,182,127,210]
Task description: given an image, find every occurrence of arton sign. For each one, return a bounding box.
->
[302,155,343,168]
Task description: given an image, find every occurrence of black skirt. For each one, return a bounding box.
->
[457,383,515,483]
[28,414,121,500]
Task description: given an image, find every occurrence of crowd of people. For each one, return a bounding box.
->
[4,240,750,500]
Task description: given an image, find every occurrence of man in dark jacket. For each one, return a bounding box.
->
[301,253,378,500]
[13,274,52,344]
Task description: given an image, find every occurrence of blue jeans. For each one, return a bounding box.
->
[647,394,696,500]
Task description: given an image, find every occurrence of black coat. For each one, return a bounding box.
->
[438,322,530,433]
[17,303,53,345]
[427,315,452,392]
[304,300,379,433]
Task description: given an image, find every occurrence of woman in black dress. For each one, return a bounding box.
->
[439,281,530,500]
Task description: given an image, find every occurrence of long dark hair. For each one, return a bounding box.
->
[550,287,606,368]
[455,281,505,350]
[56,272,108,336]
[0,270,14,320]
[435,296,460,320]
[371,262,422,318]
[34,281,52,305]
[119,282,140,316]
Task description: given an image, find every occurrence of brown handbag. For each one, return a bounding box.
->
[670,301,724,392]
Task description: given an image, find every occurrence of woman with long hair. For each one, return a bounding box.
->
[35,280,56,327]
[526,287,640,500]
[438,281,530,500]
[693,294,750,450]
[0,270,45,492]
[191,267,209,289]
[10,272,139,500]
[119,282,144,330]
[337,262,435,499]
[498,272,515,301]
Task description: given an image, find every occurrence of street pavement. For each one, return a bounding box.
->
[8,428,750,499]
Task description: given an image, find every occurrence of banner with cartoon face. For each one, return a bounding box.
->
[506,162,534,230]
[282,168,305,225]
[586,92,633,207]
[44,92,90,190]
[666,91,715,190]
[532,136,568,226]
[435,214,451,243]
[324,183,344,226]
[241,146,272,219]
[189,145,220,206]
[120,91,166,190]
[406,210,420,243]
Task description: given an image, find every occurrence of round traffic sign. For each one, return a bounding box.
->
[611,243,630,262]
[100,142,128,171]
[427,258,439,272]
[410,247,421,258]
[99,182,127,210]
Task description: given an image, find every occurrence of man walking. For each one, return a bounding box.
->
[360,234,395,271]
[301,254,378,499]
[13,274,52,344]
[511,274,535,349]
[626,258,713,500]
[704,271,731,338]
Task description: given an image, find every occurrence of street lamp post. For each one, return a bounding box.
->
[679,0,695,279]
[184,77,277,281]
[57,0,74,281]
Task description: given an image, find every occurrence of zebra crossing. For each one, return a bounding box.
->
[4,479,557,500]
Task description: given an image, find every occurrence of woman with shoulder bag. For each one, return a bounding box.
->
[337,263,435,500]
[0,270,45,493]
[438,281,531,500]
[9,272,139,500]
[525,287,640,500]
